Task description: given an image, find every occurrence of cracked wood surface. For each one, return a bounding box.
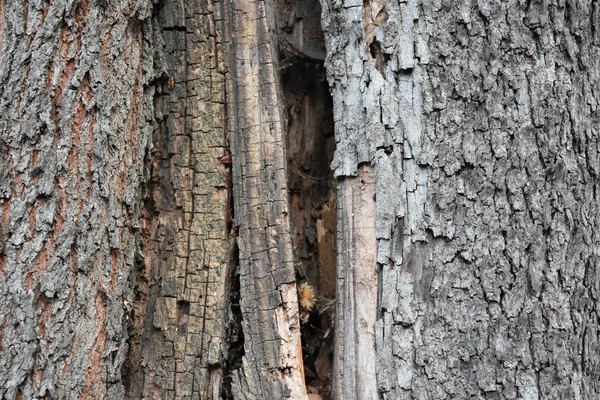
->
[322,0,600,399]
[227,0,307,398]
[126,1,232,399]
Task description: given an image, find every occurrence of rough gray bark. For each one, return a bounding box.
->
[0,1,157,398]
[321,0,600,399]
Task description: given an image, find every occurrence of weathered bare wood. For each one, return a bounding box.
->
[333,165,378,400]
[125,1,232,399]
[0,1,156,398]
[227,0,307,398]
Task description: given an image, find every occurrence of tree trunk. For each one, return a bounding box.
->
[321,0,600,398]
[2,0,600,399]
[0,1,157,398]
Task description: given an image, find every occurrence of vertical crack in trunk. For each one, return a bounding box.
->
[222,61,245,399]
[275,0,336,398]
[221,231,244,400]
[279,34,336,400]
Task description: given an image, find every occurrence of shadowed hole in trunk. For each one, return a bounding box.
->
[277,1,336,396]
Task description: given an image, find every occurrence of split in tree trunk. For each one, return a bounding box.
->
[2,1,600,399]
[277,0,336,397]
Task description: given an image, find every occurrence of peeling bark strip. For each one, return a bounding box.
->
[320,0,422,397]
[0,1,156,398]
[333,165,378,400]
[227,0,307,398]
[126,1,232,399]
[323,0,600,399]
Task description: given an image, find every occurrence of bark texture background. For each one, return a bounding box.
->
[0,1,156,398]
[322,0,600,399]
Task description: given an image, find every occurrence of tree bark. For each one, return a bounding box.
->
[0,1,156,398]
[2,0,600,399]
[321,0,600,398]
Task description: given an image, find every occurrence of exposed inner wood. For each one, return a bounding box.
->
[333,166,378,400]
[227,0,307,398]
